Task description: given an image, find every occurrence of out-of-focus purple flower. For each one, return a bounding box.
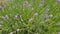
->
[34,13,38,16]
[58,32,60,34]
[29,18,33,22]
[23,1,31,7]
[39,0,44,8]
[4,1,7,5]
[14,14,19,19]
[45,6,50,13]
[0,5,2,9]
[2,15,9,20]
[15,15,18,18]
[58,0,60,2]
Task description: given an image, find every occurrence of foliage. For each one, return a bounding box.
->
[0,0,60,34]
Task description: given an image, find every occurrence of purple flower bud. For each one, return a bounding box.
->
[4,1,7,5]
[39,0,44,8]
[34,13,38,16]
[24,1,29,5]
[14,14,18,19]
[15,15,18,18]
[2,15,9,20]
[29,18,33,22]
[24,1,31,7]
[58,32,60,34]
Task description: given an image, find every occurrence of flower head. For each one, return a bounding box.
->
[29,18,33,22]
[23,1,31,7]
[14,14,19,19]
[2,15,9,20]
[34,13,38,16]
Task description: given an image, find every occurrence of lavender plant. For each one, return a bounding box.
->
[0,0,60,34]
